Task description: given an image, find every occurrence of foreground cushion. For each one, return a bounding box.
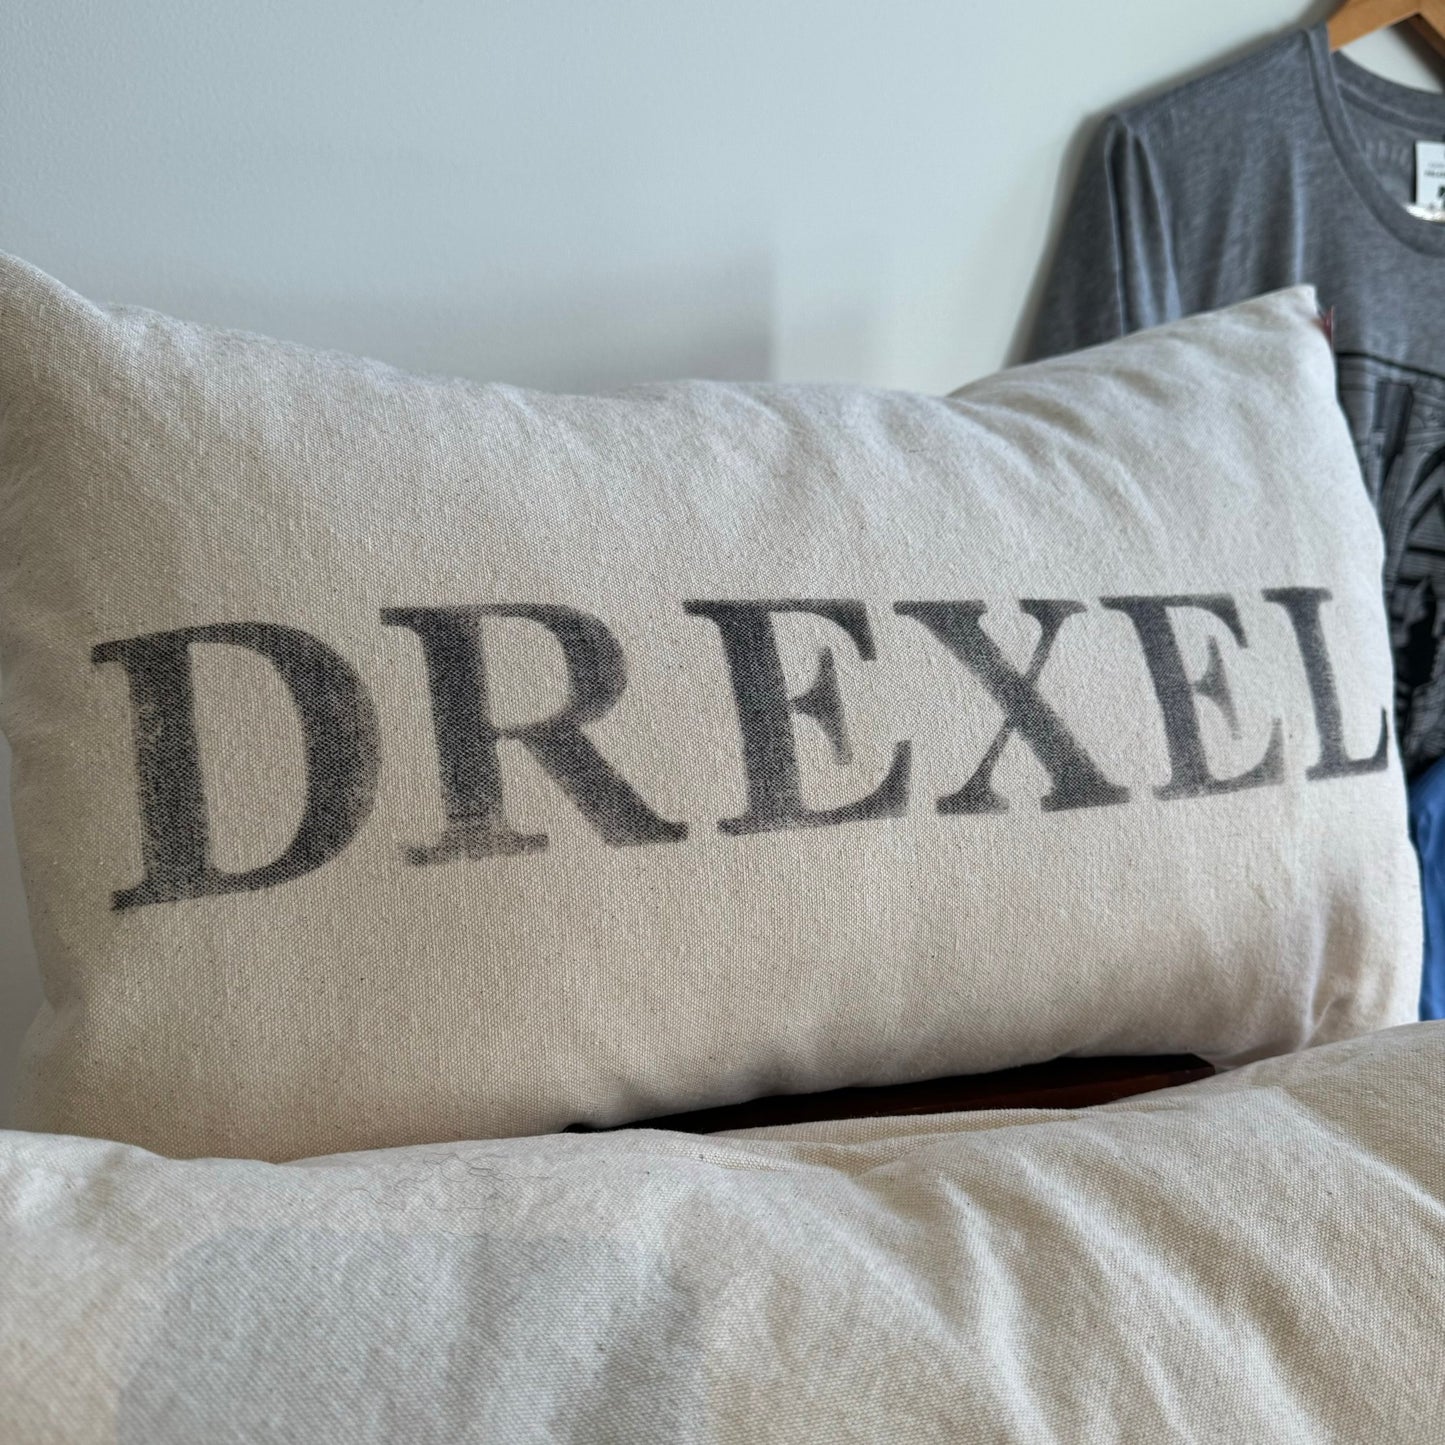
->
[0,255,1420,1159]
[2,1024,1442,1443]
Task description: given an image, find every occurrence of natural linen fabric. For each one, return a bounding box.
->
[2,1024,1443,1443]
[0,254,1421,1160]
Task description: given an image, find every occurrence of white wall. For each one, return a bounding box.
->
[0,1,1436,1123]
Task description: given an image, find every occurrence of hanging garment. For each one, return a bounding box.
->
[1409,759,1445,1019]
[1027,23,1445,779]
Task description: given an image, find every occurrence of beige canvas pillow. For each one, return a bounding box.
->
[0,254,1420,1160]
[3,1025,1443,1442]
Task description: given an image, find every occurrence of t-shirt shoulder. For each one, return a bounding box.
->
[1112,29,1315,141]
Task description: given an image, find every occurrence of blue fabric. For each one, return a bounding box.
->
[1408,757,1445,1020]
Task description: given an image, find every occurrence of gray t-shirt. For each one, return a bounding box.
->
[1027,23,1445,776]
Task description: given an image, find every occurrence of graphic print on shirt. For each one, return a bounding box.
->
[1338,351,1445,776]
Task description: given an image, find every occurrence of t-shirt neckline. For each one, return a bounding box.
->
[1304,21,1445,258]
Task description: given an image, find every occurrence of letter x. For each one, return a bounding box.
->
[896,600,1129,813]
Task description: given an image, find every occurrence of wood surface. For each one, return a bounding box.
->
[1328,0,1445,58]
[568,1054,1217,1135]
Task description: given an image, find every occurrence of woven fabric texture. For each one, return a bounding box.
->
[1,1023,1442,1442]
[0,255,1421,1158]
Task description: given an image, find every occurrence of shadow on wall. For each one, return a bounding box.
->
[0,738,42,1128]
[152,255,774,395]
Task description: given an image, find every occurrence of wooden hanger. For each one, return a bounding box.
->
[1329,0,1445,58]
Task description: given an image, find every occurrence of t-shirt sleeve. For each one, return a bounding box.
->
[1023,113,1179,362]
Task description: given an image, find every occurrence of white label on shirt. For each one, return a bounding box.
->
[1415,141,1445,211]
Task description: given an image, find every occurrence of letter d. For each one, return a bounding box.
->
[93,623,380,909]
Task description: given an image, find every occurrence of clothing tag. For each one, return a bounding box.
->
[1414,141,1445,214]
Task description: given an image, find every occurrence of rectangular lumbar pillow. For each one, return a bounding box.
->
[0,254,1420,1160]
[2,1026,1441,1444]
